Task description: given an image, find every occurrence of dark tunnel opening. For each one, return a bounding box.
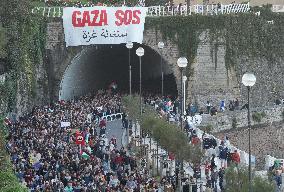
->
[59,43,178,100]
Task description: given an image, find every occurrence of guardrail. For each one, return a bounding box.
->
[101,112,123,122]
[31,3,250,18]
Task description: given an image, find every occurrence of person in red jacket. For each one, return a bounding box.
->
[99,119,106,128]
[231,150,240,165]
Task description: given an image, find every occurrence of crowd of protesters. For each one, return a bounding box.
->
[5,91,179,192]
[143,95,245,191]
[6,87,280,191]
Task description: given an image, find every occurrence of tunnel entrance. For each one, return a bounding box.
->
[59,43,178,100]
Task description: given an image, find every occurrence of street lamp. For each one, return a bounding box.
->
[136,47,144,116]
[242,72,256,192]
[177,57,188,191]
[158,42,165,96]
[177,57,188,131]
[182,76,187,116]
[126,41,133,95]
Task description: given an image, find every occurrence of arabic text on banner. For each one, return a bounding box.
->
[63,7,148,47]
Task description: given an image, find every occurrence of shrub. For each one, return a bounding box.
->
[204,124,213,133]
[122,95,204,163]
[225,166,275,192]
[252,112,266,123]
[232,117,237,129]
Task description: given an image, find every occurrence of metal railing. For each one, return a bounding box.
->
[101,112,123,122]
[31,3,250,18]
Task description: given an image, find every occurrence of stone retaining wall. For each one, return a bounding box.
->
[199,105,284,132]
[214,122,284,169]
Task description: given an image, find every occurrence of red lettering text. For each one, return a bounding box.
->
[72,10,108,27]
[72,11,83,27]
[90,10,100,26]
[115,10,124,26]
[82,11,91,26]
[124,10,132,25]
[100,10,108,26]
[132,10,141,24]
[115,9,141,26]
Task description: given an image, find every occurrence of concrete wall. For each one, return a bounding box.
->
[214,121,284,169]
[188,31,240,108]
[187,29,284,109]
[199,105,284,132]
[198,105,284,168]
[45,19,284,109]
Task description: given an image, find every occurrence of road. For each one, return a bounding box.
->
[98,119,125,149]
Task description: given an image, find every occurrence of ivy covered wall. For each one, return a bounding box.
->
[145,9,284,70]
[145,8,284,107]
[0,0,49,115]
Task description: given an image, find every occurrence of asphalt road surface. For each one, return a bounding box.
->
[97,119,125,149]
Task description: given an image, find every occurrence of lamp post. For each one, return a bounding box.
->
[177,58,187,192]
[182,76,187,116]
[158,42,165,96]
[242,72,256,192]
[136,47,144,116]
[177,57,188,131]
[126,42,133,96]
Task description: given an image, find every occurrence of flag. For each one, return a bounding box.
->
[75,132,85,146]
[81,152,90,159]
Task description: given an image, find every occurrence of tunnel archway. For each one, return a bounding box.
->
[59,44,178,100]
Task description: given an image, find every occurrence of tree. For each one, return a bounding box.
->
[224,166,275,192]
[122,95,203,164]
[0,24,7,59]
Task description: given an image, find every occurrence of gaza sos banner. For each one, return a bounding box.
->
[63,7,148,47]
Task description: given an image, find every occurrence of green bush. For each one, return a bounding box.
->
[252,112,266,123]
[232,117,237,129]
[122,95,203,163]
[200,124,213,133]
[225,166,275,192]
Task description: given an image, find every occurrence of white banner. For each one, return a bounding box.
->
[61,121,71,127]
[63,7,148,47]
